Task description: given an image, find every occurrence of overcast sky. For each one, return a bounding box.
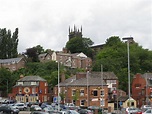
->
[0,0,151,53]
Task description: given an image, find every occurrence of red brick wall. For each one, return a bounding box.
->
[132,73,146,107]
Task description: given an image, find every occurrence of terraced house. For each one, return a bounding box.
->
[0,57,26,71]
[54,71,118,109]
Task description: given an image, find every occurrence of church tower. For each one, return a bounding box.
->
[68,25,82,41]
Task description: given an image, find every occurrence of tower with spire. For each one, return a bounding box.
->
[68,25,82,41]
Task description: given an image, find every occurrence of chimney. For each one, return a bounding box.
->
[61,73,65,82]
[76,72,86,80]
[62,47,68,53]
[20,74,24,79]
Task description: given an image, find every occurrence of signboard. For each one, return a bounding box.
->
[113,90,117,95]
[53,96,61,103]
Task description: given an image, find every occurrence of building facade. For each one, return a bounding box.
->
[54,71,118,108]
[11,76,48,103]
[51,52,92,69]
[132,73,152,108]
[0,57,26,71]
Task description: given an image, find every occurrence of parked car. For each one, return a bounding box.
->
[0,105,19,114]
[142,109,152,114]
[31,105,42,111]
[125,107,140,114]
[78,109,93,114]
[42,106,54,113]
[66,110,80,114]
[14,102,27,111]
[30,111,50,114]
[141,105,152,112]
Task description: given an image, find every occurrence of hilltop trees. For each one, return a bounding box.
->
[66,37,94,58]
[92,36,152,92]
[0,28,19,59]
[25,45,45,62]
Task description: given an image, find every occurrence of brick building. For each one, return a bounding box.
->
[54,71,118,108]
[0,57,26,71]
[51,51,92,69]
[132,73,152,108]
[11,75,49,103]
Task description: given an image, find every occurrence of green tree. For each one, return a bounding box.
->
[0,28,19,59]
[25,45,45,62]
[66,37,94,58]
[92,36,152,92]
[0,68,17,97]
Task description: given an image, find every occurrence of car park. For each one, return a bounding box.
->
[30,111,50,114]
[66,110,80,114]
[42,106,54,113]
[14,102,27,111]
[125,107,140,114]
[0,105,19,114]
[78,109,93,114]
[141,105,152,112]
[143,109,152,114]
[31,105,42,111]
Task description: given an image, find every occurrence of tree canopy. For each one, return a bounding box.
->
[0,28,19,59]
[92,36,152,92]
[66,37,94,58]
[25,45,45,62]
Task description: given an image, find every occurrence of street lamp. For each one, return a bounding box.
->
[57,61,60,111]
[122,37,133,108]
[101,64,104,114]
[86,71,89,107]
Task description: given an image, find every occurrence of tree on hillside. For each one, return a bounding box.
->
[0,68,16,97]
[0,28,19,59]
[25,45,44,62]
[66,37,94,58]
[92,36,152,92]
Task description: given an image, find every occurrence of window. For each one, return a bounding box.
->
[101,90,104,96]
[100,99,105,106]
[18,82,23,85]
[72,100,76,105]
[80,89,84,96]
[45,82,48,86]
[141,89,145,95]
[80,100,85,106]
[72,89,76,96]
[93,90,98,96]
[19,88,22,94]
[32,87,36,94]
[31,82,37,85]
[146,110,151,113]
[45,88,46,94]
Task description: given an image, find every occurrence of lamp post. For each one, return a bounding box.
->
[101,64,104,114]
[57,61,60,111]
[122,37,133,108]
[87,70,89,107]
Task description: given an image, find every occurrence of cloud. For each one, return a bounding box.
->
[0,0,151,53]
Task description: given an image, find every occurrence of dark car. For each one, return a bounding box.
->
[30,111,50,114]
[0,105,19,114]
[78,109,93,114]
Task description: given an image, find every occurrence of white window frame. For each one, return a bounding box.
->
[72,89,76,96]
[100,89,104,96]
[100,98,105,106]
[80,99,85,106]
[80,89,84,96]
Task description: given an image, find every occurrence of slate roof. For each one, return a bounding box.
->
[91,72,118,80]
[0,57,23,64]
[17,76,46,82]
[58,71,117,87]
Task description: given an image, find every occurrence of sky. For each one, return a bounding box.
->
[0,0,152,53]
